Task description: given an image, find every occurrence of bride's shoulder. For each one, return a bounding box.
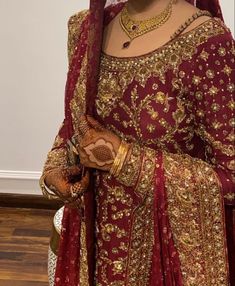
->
[68,9,89,28]
[67,10,89,64]
[176,0,231,35]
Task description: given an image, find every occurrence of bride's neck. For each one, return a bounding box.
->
[127,0,166,12]
[126,0,176,18]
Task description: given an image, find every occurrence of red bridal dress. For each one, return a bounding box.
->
[42,5,235,286]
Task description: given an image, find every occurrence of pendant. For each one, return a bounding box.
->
[122,41,131,49]
[131,24,137,31]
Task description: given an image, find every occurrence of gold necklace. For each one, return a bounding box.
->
[120,0,174,49]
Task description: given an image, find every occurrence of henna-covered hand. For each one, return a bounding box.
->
[44,165,89,205]
[83,138,116,167]
[76,116,122,171]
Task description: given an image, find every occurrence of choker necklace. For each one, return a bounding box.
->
[120,0,175,49]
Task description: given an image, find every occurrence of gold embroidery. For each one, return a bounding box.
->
[227,99,235,110]
[96,147,156,286]
[95,179,133,285]
[98,18,226,85]
[126,147,156,285]
[196,127,235,157]
[199,49,209,61]
[163,152,229,286]
[68,11,89,131]
[67,10,89,65]
[224,192,235,201]
[116,144,142,187]
[208,85,219,96]
[79,221,89,286]
[70,52,88,130]
[222,64,232,76]
[134,147,156,198]
[96,18,231,157]
[42,148,68,174]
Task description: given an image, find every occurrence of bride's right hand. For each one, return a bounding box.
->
[44,165,87,202]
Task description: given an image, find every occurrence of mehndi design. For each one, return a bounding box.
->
[83,138,116,167]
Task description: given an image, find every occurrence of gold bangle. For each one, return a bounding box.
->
[110,144,122,176]
[39,172,60,200]
[110,140,130,177]
[115,142,130,176]
[110,142,123,176]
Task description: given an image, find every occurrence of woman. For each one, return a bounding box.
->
[40,0,235,285]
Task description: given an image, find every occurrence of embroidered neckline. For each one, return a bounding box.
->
[101,17,226,61]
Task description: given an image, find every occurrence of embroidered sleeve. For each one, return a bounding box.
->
[41,11,88,176]
[190,32,235,204]
[67,10,89,65]
[42,121,72,174]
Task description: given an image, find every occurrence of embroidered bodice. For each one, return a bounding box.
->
[94,17,234,198]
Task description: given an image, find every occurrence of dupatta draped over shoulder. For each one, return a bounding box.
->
[41,2,235,286]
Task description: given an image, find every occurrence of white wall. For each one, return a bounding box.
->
[0,0,89,194]
[0,0,234,195]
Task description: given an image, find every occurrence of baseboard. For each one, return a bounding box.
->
[0,193,63,210]
[0,170,41,180]
[0,170,42,195]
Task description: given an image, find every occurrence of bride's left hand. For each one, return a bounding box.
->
[76,115,121,171]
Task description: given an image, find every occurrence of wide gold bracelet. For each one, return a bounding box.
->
[39,171,60,200]
[110,140,130,177]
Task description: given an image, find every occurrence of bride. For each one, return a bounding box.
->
[40,0,235,285]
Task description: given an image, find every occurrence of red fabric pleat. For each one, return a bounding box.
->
[54,207,82,285]
[86,0,106,115]
[83,180,96,285]
[150,152,183,286]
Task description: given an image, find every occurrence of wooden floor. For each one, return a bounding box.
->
[0,207,56,286]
